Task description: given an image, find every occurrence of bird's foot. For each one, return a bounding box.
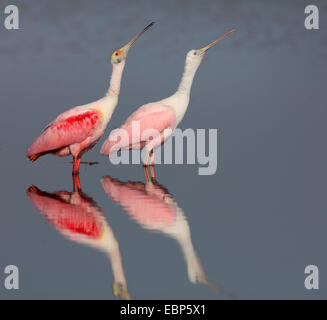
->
[81,161,99,166]
[69,161,99,166]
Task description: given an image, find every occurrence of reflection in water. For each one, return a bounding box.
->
[101,171,216,291]
[26,175,131,300]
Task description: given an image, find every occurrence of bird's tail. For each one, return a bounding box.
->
[27,153,41,162]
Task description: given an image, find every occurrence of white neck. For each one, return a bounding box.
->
[166,206,207,285]
[102,226,130,298]
[176,59,200,96]
[106,61,126,97]
[107,247,127,287]
[176,226,207,284]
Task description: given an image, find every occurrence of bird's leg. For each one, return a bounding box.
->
[76,156,81,172]
[72,156,81,176]
[143,150,150,167]
[72,157,77,175]
[150,150,155,166]
[147,150,156,181]
[150,165,156,181]
[143,165,150,182]
[72,174,82,193]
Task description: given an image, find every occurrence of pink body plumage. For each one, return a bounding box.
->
[100,102,175,155]
[26,107,103,162]
[101,176,175,230]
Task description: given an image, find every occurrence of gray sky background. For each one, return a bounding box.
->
[0,0,326,299]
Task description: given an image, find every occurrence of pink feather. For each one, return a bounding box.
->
[26,109,102,161]
[100,102,175,155]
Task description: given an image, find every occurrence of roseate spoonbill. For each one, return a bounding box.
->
[100,29,235,165]
[26,22,155,175]
[26,175,131,299]
[101,174,213,288]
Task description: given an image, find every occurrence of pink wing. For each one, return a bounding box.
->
[100,102,175,155]
[27,109,102,160]
[26,186,103,239]
[101,177,175,229]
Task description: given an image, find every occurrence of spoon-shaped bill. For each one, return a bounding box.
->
[198,29,236,54]
[122,22,155,52]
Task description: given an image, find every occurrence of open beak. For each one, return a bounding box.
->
[122,22,155,53]
[198,29,236,55]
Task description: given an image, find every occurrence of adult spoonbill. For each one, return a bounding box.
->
[26,22,155,175]
[27,176,131,299]
[100,29,235,166]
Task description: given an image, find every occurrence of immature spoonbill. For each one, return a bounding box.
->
[101,173,235,298]
[101,175,208,286]
[26,22,155,175]
[100,29,235,165]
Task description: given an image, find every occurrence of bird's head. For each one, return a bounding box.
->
[110,22,155,65]
[185,29,236,67]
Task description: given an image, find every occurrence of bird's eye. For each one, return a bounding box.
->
[115,52,119,56]
[193,51,197,55]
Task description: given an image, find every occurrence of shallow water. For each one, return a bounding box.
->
[1,0,327,299]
